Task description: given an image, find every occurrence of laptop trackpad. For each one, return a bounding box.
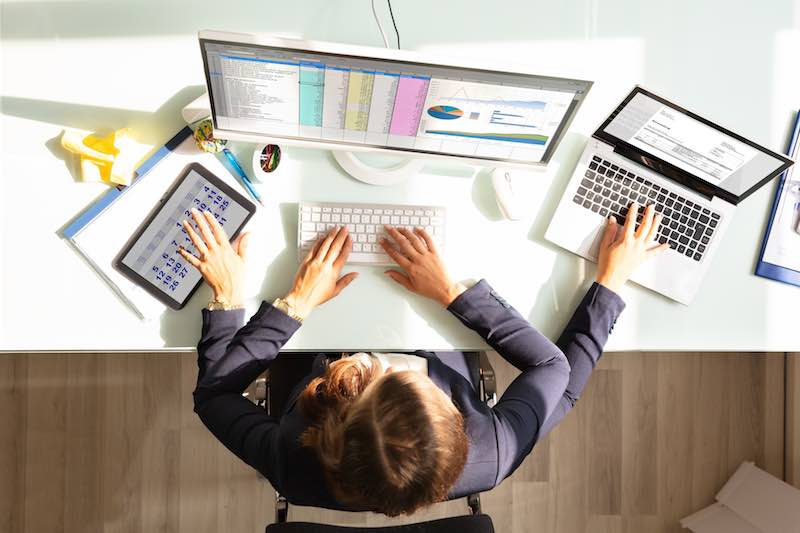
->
[583,221,615,260]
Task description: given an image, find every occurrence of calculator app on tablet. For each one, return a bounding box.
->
[118,166,252,304]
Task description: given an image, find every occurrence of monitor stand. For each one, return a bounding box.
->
[333,150,424,186]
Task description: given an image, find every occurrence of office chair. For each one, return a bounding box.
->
[252,352,498,533]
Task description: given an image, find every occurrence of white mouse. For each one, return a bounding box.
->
[491,168,524,220]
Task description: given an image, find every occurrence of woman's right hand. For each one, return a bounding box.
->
[596,202,669,293]
[284,226,359,319]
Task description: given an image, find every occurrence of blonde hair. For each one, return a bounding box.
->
[299,356,468,516]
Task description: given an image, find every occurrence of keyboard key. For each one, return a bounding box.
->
[589,162,598,170]
[693,225,706,240]
[699,214,710,224]
[592,155,601,163]
[693,253,702,261]
[710,219,718,228]
[711,212,720,220]
[581,179,592,188]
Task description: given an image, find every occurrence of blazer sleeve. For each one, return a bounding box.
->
[447,280,570,483]
[193,302,302,486]
[536,282,626,439]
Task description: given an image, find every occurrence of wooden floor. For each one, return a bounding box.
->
[0,351,792,533]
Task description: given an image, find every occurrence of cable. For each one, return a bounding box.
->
[371,0,390,48]
[387,0,400,49]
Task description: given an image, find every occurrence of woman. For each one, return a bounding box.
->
[181,202,667,516]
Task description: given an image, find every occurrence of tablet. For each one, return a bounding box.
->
[114,162,256,309]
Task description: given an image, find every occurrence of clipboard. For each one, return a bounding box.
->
[755,111,800,287]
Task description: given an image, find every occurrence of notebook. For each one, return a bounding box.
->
[62,127,252,319]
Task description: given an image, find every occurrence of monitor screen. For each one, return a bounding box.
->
[200,37,591,165]
[599,90,790,199]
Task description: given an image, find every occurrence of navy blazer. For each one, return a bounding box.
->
[193,280,625,510]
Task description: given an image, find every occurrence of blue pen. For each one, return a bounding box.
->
[222,148,264,206]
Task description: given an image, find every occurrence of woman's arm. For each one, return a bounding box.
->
[446,280,570,481]
[380,226,570,483]
[179,210,358,480]
[538,202,668,439]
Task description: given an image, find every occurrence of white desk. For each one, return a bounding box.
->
[2,0,799,352]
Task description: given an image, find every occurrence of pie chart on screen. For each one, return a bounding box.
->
[427,105,464,120]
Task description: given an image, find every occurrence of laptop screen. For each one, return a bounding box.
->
[596,89,792,203]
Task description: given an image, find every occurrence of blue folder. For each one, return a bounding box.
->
[755,112,800,287]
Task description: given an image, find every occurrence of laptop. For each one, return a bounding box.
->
[546,87,794,304]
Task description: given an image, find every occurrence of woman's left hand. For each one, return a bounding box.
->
[178,208,250,306]
[380,226,466,307]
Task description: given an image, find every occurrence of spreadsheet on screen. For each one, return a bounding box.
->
[203,41,588,164]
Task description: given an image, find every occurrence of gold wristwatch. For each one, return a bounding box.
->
[207,295,242,311]
[272,297,305,323]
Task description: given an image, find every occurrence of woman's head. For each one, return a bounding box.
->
[299,355,468,516]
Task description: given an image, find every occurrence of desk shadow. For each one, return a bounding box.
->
[1,86,205,143]
[8,86,205,186]
[526,252,589,342]
[523,132,594,339]
[258,202,299,300]
[527,132,587,246]
[380,275,485,350]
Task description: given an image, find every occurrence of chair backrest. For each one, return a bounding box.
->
[265,514,495,533]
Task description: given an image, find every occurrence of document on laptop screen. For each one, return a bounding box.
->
[602,92,787,197]
[629,106,757,183]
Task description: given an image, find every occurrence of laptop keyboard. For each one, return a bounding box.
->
[572,155,722,262]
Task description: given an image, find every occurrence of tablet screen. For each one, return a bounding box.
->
[118,165,253,306]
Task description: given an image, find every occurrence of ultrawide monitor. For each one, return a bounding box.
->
[199,30,592,167]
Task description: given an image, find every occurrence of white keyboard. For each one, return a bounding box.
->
[297,201,446,265]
